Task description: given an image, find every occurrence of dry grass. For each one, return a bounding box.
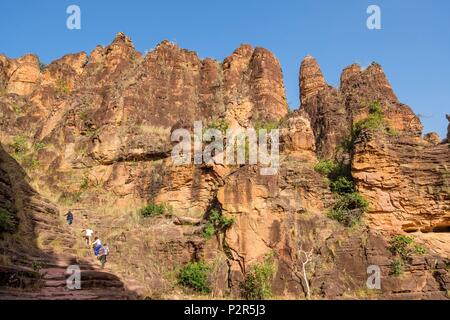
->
[138,125,170,137]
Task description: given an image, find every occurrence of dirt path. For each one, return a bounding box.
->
[0,147,137,300]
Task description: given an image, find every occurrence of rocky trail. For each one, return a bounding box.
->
[0,145,136,300]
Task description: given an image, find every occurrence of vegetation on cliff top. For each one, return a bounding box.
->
[340,100,397,153]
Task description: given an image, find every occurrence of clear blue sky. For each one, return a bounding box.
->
[1,0,449,137]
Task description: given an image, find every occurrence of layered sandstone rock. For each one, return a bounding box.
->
[299,56,349,159]
[300,57,423,159]
[353,130,450,235]
[0,54,41,96]
[0,34,449,300]
[424,132,441,145]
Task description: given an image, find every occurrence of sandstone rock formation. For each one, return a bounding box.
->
[424,132,441,145]
[300,58,423,159]
[0,34,448,300]
[447,114,450,142]
[352,131,450,233]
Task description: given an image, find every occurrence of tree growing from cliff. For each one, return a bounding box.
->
[296,246,314,299]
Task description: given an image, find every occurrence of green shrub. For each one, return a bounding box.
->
[25,157,40,170]
[178,261,211,294]
[386,127,399,137]
[11,136,28,155]
[390,259,404,277]
[414,245,427,255]
[389,235,413,259]
[327,193,369,227]
[340,100,393,152]
[202,223,216,240]
[79,176,90,191]
[0,209,15,233]
[140,203,173,218]
[33,142,47,152]
[202,209,234,239]
[330,176,355,194]
[241,254,275,300]
[352,101,392,140]
[314,160,337,176]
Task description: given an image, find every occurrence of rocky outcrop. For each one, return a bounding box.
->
[298,56,449,249]
[0,54,41,96]
[424,132,441,145]
[299,57,348,159]
[0,34,449,300]
[300,58,423,159]
[353,130,450,235]
[299,56,327,106]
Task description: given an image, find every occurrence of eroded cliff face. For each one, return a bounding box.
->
[300,58,423,160]
[299,56,449,249]
[0,33,448,300]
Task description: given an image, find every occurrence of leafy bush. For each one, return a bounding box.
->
[203,209,234,239]
[327,193,369,227]
[241,254,275,300]
[11,136,28,155]
[202,224,216,240]
[414,244,427,255]
[389,235,414,259]
[32,261,46,272]
[23,156,40,170]
[340,101,393,152]
[178,261,211,294]
[33,142,47,152]
[389,235,426,260]
[314,160,337,176]
[390,259,404,277]
[79,176,90,191]
[140,203,173,218]
[0,209,15,233]
[330,176,355,194]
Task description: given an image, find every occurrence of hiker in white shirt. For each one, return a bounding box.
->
[83,228,94,246]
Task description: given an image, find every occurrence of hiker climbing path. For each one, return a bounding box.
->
[0,147,136,300]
